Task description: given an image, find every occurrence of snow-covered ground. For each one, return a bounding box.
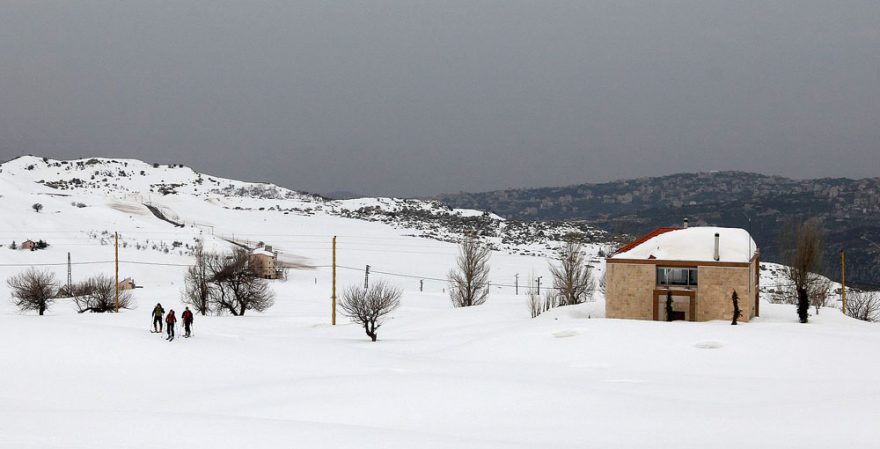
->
[0,156,878,448]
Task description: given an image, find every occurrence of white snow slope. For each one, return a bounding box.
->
[0,156,878,449]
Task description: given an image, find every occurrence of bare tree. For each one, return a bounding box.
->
[780,219,824,323]
[846,290,880,322]
[182,240,212,315]
[448,237,491,307]
[340,281,402,341]
[208,248,274,315]
[809,274,832,314]
[527,276,543,318]
[71,274,134,313]
[7,268,58,315]
[543,290,559,313]
[548,239,595,306]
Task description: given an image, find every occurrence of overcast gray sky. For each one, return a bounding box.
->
[1,1,878,196]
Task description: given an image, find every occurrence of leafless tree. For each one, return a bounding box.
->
[780,219,824,323]
[448,237,491,307]
[809,274,832,314]
[7,268,58,315]
[208,248,274,315]
[548,239,595,306]
[543,290,560,312]
[182,240,213,315]
[527,276,543,318]
[340,281,402,341]
[71,274,134,313]
[846,290,880,322]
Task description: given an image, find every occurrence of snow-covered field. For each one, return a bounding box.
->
[0,157,878,448]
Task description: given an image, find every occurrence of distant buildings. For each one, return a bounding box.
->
[605,225,759,322]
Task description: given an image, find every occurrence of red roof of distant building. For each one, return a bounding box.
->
[613,227,682,256]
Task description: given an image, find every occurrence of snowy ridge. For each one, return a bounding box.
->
[0,155,611,257]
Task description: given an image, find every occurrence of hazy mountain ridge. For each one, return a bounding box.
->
[438,171,880,286]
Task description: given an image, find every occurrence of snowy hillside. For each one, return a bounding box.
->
[0,156,610,256]
[0,156,878,449]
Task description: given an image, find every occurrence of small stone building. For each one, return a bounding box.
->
[21,240,36,251]
[605,226,759,322]
[118,277,136,290]
[250,245,282,279]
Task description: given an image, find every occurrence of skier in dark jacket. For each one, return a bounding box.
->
[182,307,194,338]
[152,303,165,333]
[165,310,177,341]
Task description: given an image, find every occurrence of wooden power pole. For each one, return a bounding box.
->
[332,236,337,325]
[115,232,119,313]
[841,249,846,316]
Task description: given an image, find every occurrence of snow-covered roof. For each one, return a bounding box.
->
[251,248,275,257]
[611,226,757,263]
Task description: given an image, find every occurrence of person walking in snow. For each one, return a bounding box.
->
[165,309,177,341]
[182,307,194,338]
[152,303,165,333]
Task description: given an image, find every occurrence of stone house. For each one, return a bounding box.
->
[118,277,136,290]
[20,240,36,251]
[250,245,282,280]
[605,225,759,322]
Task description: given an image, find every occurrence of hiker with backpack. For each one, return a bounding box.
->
[165,309,177,341]
[151,303,165,333]
[182,307,194,338]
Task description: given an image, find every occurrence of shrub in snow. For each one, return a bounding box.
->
[340,281,402,342]
[206,248,274,316]
[528,285,542,318]
[846,290,880,322]
[32,203,43,213]
[70,274,135,313]
[731,290,741,325]
[7,268,58,315]
[666,290,674,322]
[448,237,491,307]
[810,275,832,314]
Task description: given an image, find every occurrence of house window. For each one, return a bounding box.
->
[657,267,698,287]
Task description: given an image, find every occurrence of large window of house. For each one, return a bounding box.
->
[657,267,698,287]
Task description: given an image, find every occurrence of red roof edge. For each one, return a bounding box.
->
[612,227,682,256]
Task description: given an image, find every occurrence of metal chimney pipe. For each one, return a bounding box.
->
[683,218,689,228]
[714,233,720,261]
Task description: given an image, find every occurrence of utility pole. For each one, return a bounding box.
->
[332,236,337,325]
[515,273,519,295]
[420,279,424,292]
[841,249,846,316]
[115,232,119,313]
[537,276,542,296]
[364,265,370,290]
[67,252,72,294]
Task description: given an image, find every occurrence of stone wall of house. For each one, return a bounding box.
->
[605,263,656,320]
[696,265,753,322]
[249,254,277,279]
